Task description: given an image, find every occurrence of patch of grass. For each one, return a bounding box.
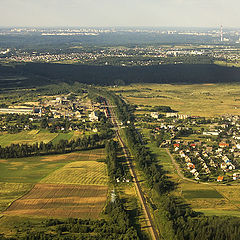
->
[0,157,68,183]
[0,149,107,215]
[0,183,33,212]
[0,150,106,184]
[51,132,74,145]
[0,130,58,147]
[183,189,223,199]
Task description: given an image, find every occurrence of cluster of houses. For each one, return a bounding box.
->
[173,142,238,182]
[41,96,103,121]
[145,112,240,182]
[0,95,109,134]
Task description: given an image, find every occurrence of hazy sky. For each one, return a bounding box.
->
[1,0,239,28]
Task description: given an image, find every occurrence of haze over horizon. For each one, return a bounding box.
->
[1,0,239,28]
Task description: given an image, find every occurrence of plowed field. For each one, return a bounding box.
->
[3,184,108,219]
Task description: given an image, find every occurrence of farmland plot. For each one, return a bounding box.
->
[40,161,108,185]
[3,184,108,219]
[1,148,108,219]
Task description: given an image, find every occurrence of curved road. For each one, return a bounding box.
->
[106,101,159,240]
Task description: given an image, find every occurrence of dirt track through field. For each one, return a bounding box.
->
[3,184,108,219]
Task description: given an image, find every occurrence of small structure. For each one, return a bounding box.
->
[217,176,224,182]
[150,112,159,119]
[89,111,99,121]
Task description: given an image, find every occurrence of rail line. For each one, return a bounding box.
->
[106,101,159,240]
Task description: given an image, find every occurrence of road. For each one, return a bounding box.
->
[106,101,159,240]
[165,148,196,183]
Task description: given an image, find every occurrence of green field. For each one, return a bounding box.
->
[0,130,82,147]
[51,132,74,145]
[183,189,223,199]
[0,183,33,212]
[109,83,240,117]
[0,130,58,147]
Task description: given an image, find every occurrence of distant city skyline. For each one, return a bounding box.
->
[1,0,240,28]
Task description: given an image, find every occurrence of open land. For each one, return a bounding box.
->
[0,130,58,147]
[116,83,240,218]
[3,184,108,219]
[0,130,84,147]
[109,83,240,117]
[0,148,107,220]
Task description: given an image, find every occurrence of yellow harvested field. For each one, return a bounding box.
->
[3,184,108,219]
[40,161,108,185]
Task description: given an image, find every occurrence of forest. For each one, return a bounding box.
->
[1,63,240,89]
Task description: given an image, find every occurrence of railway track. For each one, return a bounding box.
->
[106,101,159,240]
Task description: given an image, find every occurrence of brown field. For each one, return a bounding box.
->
[41,148,105,162]
[3,184,108,219]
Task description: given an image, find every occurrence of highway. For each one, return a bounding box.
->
[106,101,159,240]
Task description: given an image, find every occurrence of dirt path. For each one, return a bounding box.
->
[165,148,196,183]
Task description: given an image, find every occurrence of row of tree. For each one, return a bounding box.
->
[0,133,108,158]
[105,140,131,182]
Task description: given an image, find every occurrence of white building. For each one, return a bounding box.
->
[89,111,99,121]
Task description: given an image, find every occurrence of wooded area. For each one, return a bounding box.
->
[1,63,240,88]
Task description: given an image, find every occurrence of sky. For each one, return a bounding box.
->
[1,0,239,28]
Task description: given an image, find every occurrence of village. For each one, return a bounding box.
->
[0,93,110,134]
[137,110,240,183]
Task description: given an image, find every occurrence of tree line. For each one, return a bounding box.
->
[0,133,108,158]
[105,140,131,183]
[2,63,240,88]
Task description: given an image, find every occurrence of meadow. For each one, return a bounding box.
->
[109,83,240,117]
[40,160,108,185]
[0,130,83,147]
[0,130,58,147]
[51,132,74,145]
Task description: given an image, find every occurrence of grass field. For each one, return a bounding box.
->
[109,83,240,117]
[0,183,33,212]
[3,184,108,219]
[51,132,74,145]
[40,161,108,185]
[0,130,58,147]
[183,189,223,199]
